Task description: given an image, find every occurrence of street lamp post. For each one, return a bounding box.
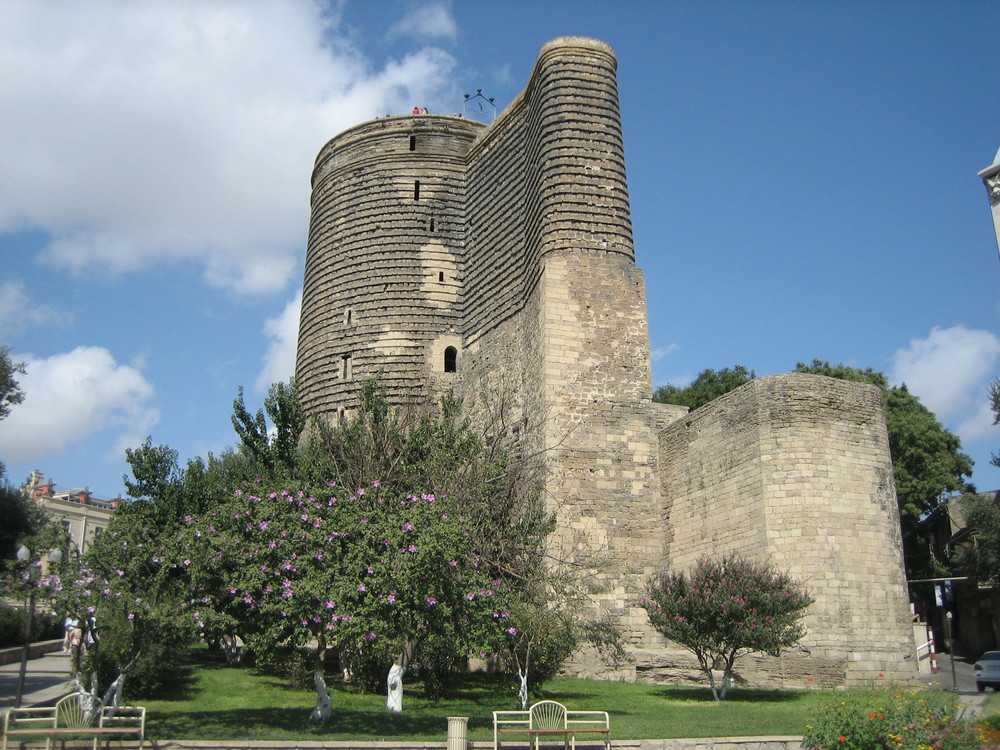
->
[14,544,63,708]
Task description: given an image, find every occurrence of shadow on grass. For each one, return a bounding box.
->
[148,706,494,740]
[143,660,199,702]
[648,687,805,703]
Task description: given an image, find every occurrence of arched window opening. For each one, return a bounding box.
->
[444,346,457,373]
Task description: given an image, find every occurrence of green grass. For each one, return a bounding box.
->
[142,650,830,741]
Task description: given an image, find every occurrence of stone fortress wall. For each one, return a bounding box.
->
[295,36,918,686]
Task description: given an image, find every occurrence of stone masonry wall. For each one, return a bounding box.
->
[297,116,483,415]
[294,35,920,688]
[657,374,917,685]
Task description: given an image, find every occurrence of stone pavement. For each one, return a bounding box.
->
[0,648,74,713]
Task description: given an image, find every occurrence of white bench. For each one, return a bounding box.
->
[493,700,610,750]
[2,693,145,750]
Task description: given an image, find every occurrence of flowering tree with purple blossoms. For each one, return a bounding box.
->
[641,555,813,701]
[67,502,201,707]
[182,479,517,720]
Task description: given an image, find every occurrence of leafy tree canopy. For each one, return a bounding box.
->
[953,492,1000,588]
[653,365,755,410]
[232,379,304,481]
[0,345,25,422]
[642,555,812,701]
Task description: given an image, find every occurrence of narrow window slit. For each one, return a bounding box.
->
[414,180,420,200]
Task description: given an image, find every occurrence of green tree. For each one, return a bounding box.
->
[0,479,50,562]
[231,380,305,481]
[64,501,200,705]
[991,377,1000,469]
[641,555,813,701]
[951,379,1000,588]
[953,493,1000,588]
[0,345,26,422]
[182,478,520,720]
[653,365,755,410]
[796,360,972,580]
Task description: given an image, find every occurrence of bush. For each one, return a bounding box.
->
[0,604,62,648]
[801,680,987,750]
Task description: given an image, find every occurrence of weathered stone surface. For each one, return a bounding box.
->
[295,36,918,687]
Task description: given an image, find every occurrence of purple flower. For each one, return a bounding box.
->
[426,596,437,606]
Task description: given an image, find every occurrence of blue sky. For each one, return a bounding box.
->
[2,0,1000,501]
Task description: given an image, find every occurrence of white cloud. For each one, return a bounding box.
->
[255,290,302,393]
[0,280,70,335]
[0,0,458,295]
[890,325,1000,419]
[0,346,158,462]
[650,343,679,361]
[387,1,458,42]
[957,399,999,443]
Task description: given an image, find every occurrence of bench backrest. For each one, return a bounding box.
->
[530,701,567,730]
[55,694,100,728]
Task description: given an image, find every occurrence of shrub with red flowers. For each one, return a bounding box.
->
[641,554,813,700]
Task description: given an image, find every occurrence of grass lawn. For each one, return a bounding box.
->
[142,650,833,741]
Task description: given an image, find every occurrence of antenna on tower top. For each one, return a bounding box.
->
[463,89,496,123]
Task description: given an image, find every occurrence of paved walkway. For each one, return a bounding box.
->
[0,649,74,712]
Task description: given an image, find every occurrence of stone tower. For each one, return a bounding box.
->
[296,36,919,686]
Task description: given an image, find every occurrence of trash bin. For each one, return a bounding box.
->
[447,716,469,750]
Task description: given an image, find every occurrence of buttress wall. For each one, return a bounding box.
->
[657,373,917,684]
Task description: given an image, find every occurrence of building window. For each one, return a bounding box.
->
[438,271,445,282]
[344,308,352,325]
[444,346,457,373]
[409,135,416,151]
[341,354,353,380]
[414,180,420,200]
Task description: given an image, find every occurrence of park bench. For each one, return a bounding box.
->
[2,693,145,750]
[493,700,611,750]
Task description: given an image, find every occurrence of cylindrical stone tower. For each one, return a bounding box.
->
[296,115,484,416]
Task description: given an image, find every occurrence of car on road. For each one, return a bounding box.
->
[974,650,1000,692]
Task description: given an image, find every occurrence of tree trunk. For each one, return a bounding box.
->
[309,636,332,723]
[101,672,125,711]
[386,639,418,712]
[518,668,529,710]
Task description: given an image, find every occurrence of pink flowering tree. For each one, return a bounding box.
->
[641,555,813,701]
[182,479,517,721]
[64,502,200,708]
